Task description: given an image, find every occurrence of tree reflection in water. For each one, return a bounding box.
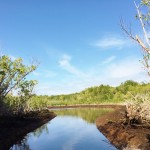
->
[53,108,113,123]
[8,108,115,150]
[9,124,49,150]
[33,124,49,137]
[10,138,31,150]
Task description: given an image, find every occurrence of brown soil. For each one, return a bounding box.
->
[0,110,56,150]
[96,106,150,150]
[2,105,149,150]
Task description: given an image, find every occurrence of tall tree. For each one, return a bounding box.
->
[0,55,38,114]
[121,0,150,75]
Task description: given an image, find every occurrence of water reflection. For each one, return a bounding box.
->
[53,107,113,123]
[33,124,49,138]
[10,124,49,150]
[10,138,31,150]
[9,107,116,150]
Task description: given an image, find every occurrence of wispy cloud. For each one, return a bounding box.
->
[93,34,130,49]
[32,70,57,78]
[35,83,52,95]
[44,70,57,78]
[32,71,41,76]
[59,54,86,78]
[59,54,71,67]
[35,55,149,95]
[95,37,125,48]
[9,55,16,61]
[102,56,116,64]
[106,57,144,78]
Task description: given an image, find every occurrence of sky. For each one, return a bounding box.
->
[0,0,149,95]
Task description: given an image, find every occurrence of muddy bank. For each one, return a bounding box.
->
[0,110,56,150]
[96,106,150,150]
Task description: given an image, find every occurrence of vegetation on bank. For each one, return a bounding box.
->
[0,55,40,117]
[121,0,150,126]
[1,0,150,126]
[0,1,150,149]
[36,80,149,106]
[0,55,150,126]
[0,55,55,149]
[0,110,56,150]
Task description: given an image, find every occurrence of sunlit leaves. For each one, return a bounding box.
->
[0,55,38,115]
[141,0,150,6]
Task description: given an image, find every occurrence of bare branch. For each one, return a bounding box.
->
[120,0,150,77]
[135,35,150,53]
[134,0,150,47]
[120,20,136,41]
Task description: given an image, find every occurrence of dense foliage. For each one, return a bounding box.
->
[1,56,150,125]
[34,80,150,106]
[0,55,38,116]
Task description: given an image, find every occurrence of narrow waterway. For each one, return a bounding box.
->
[10,107,117,150]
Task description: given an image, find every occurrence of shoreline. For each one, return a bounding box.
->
[1,105,149,150]
[96,106,150,149]
[0,110,56,150]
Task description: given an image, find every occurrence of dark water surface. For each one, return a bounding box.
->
[10,108,117,150]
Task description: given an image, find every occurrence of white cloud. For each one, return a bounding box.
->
[102,56,116,64]
[59,54,86,78]
[9,55,16,61]
[44,70,57,78]
[106,58,143,78]
[95,37,125,48]
[35,55,149,95]
[35,83,51,95]
[32,71,41,76]
[93,34,131,49]
[59,54,71,67]
[32,70,57,78]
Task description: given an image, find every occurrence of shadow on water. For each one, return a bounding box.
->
[0,120,49,150]
[0,111,55,150]
[10,124,49,150]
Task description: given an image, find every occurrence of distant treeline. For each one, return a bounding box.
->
[31,80,150,106]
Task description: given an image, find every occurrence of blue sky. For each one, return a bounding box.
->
[0,0,149,95]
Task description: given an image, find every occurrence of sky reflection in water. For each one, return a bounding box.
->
[11,108,117,150]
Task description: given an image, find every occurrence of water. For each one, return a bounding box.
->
[10,107,117,150]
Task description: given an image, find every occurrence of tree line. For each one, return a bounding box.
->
[38,80,150,106]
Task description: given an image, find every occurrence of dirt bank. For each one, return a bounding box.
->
[96,106,150,150]
[0,110,56,150]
